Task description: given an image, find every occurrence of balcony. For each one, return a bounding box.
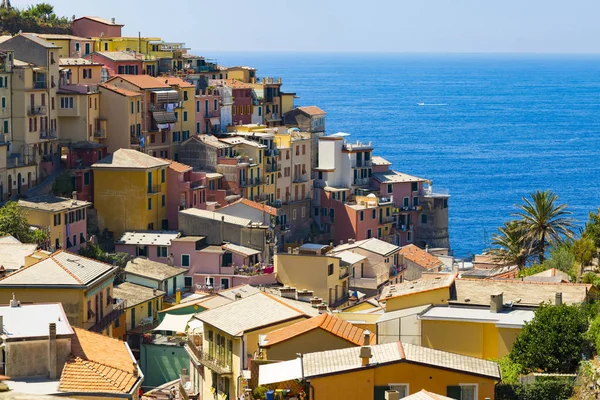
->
[190,180,204,189]
[248,177,262,186]
[33,81,47,89]
[394,206,422,214]
[93,129,106,138]
[339,267,350,279]
[89,300,127,333]
[293,174,308,183]
[187,341,232,375]
[148,184,162,194]
[398,224,414,232]
[267,163,280,172]
[353,177,370,186]
[28,105,47,116]
[352,160,373,168]
[130,135,141,145]
[343,140,372,151]
[40,129,57,140]
[380,216,395,224]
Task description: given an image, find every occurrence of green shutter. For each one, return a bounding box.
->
[374,386,388,400]
[446,386,462,400]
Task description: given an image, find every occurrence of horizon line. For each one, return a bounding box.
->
[192,49,600,56]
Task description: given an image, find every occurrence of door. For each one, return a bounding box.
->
[172,278,176,294]
[221,278,229,290]
[84,43,90,55]
[6,176,10,199]
[27,172,31,189]
[16,173,21,195]
[95,295,100,323]
[131,307,136,330]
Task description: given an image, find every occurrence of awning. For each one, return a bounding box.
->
[151,89,180,103]
[188,318,203,332]
[153,111,177,124]
[209,117,220,126]
[152,313,194,333]
[259,358,302,385]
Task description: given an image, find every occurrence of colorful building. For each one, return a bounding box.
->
[163,159,207,229]
[195,86,222,134]
[113,281,165,335]
[163,76,195,156]
[124,257,187,296]
[17,194,91,251]
[400,244,445,281]
[38,34,96,58]
[92,149,170,237]
[71,16,124,39]
[380,274,456,312]
[98,83,144,153]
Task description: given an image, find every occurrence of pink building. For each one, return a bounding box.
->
[195,88,221,134]
[65,141,108,203]
[209,79,252,126]
[115,233,275,290]
[163,159,207,229]
[71,16,123,38]
[85,52,143,77]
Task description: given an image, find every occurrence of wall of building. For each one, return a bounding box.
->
[72,19,122,38]
[140,343,189,389]
[384,287,450,312]
[265,329,359,362]
[309,361,497,400]
[5,338,71,379]
[0,288,84,327]
[99,88,142,154]
[124,295,163,332]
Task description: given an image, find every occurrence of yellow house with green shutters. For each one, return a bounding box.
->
[92,149,169,238]
[112,281,165,334]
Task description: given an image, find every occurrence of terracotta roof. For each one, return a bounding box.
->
[105,75,170,90]
[403,390,457,400]
[163,76,195,88]
[221,197,277,216]
[59,327,139,394]
[297,106,326,116]
[99,83,142,97]
[161,158,192,173]
[263,313,375,347]
[399,244,444,270]
[379,274,456,300]
[209,78,252,89]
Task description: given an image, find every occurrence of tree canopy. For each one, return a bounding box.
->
[510,304,590,374]
[0,201,48,245]
[0,2,71,35]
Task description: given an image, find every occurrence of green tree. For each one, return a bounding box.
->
[0,201,34,242]
[572,237,597,280]
[510,304,590,373]
[543,244,576,274]
[52,172,74,197]
[489,221,533,270]
[513,190,576,264]
[584,208,600,248]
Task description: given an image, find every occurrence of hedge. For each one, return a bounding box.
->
[495,380,574,400]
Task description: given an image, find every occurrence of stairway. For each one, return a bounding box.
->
[22,164,65,199]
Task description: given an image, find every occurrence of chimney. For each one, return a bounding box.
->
[48,323,57,379]
[385,391,400,400]
[310,297,322,308]
[133,362,138,377]
[317,302,328,314]
[175,289,181,305]
[280,286,297,300]
[111,17,116,24]
[287,247,293,254]
[555,292,563,306]
[359,330,372,366]
[490,293,503,313]
[348,239,355,244]
[9,293,17,308]
[72,191,77,201]
[153,288,157,296]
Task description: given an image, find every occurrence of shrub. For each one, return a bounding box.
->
[495,380,574,400]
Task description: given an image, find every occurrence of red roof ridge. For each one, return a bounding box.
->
[260,292,310,316]
[68,356,134,391]
[458,277,592,287]
[396,341,406,359]
[50,250,84,285]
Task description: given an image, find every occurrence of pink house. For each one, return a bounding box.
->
[195,89,221,134]
[163,159,207,229]
[66,141,108,203]
[85,52,143,77]
[71,16,123,38]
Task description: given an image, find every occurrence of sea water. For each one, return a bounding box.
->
[209,52,600,257]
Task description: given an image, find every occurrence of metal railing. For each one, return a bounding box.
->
[187,339,232,375]
[148,184,162,194]
[293,174,308,183]
[40,129,57,139]
[33,81,47,89]
[89,300,127,333]
[353,177,370,186]
[93,129,106,138]
[190,180,204,189]
[28,105,47,115]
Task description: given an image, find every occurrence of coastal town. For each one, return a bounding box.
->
[0,4,598,400]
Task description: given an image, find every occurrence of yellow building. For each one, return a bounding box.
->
[226,66,256,83]
[259,313,375,361]
[37,34,96,58]
[164,77,195,155]
[57,86,103,143]
[259,340,500,400]
[0,250,117,334]
[189,292,318,400]
[112,282,165,333]
[380,274,456,312]
[17,194,92,251]
[59,57,103,85]
[274,244,350,307]
[98,83,143,153]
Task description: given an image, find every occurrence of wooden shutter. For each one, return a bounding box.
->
[373,386,388,400]
[446,386,462,400]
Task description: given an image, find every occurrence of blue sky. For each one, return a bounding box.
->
[12,0,600,54]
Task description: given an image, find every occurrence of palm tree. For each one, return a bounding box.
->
[488,220,533,270]
[513,190,576,264]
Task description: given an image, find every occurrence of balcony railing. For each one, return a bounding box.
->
[93,129,106,138]
[380,216,395,224]
[33,81,47,89]
[352,160,373,168]
[353,177,370,186]
[40,129,57,139]
[89,300,127,333]
[267,163,280,172]
[293,174,308,183]
[190,180,204,189]
[148,184,162,194]
[394,206,422,213]
[187,340,232,375]
[339,267,350,279]
[28,105,47,115]
[398,224,414,232]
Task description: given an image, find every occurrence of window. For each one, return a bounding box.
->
[157,246,168,257]
[184,276,193,288]
[327,263,334,276]
[2,120,7,134]
[372,209,377,219]
[181,254,190,267]
[360,211,364,221]
[75,42,80,53]
[183,111,188,121]
[367,229,372,239]
[407,231,412,242]
[1,97,4,108]
[388,384,409,398]
[214,99,218,110]
[53,213,61,226]
[421,214,427,224]
[446,385,477,400]
[314,207,319,216]
[60,97,74,109]
[81,232,86,244]
[329,208,335,223]
[162,194,166,207]
[183,91,188,101]
[387,183,393,194]
[161,169,165,183]
[131,101,134,114]
[83,171,90,185]
[148,198,152,210]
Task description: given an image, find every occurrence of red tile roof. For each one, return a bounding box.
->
[220,197,278,216]
[399,244,444,270]
[59,328,139,394]
[161,158,192,173]
[106,75,170,90]
[263,313,376,347]
[297,106,326,116]
[163,76,195,88]
[99,83,142,97]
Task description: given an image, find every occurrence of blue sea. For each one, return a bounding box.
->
[207,52,600,257]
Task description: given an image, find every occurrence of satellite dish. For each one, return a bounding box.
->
[99,32,104,37]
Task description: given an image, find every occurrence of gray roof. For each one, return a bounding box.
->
[60,57,101,66]
[125,258,186,282]
[0,302,73,339]
[20,33,60,49]
[336,250,367,266]
[332,238,400,257]
[0,237,37,271]
[195,292,312,336]
[179,208,252,227]
[117,231,181,246]
[522,268,571,283]
[94,51,138,61]
[223,243,261,257]
[113,282,165,307]
[453,279,593,307]
[371,156,392,166]
[216,285,261,301]
[376,304,432,323]
[93,149,169,170]
[184,134,231,149]
[419,306,535,329]
[0,250,115,287]
[372,170,427,184]
[379,274,456,300]
[18,195,91,212]
[302,341,500,380]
